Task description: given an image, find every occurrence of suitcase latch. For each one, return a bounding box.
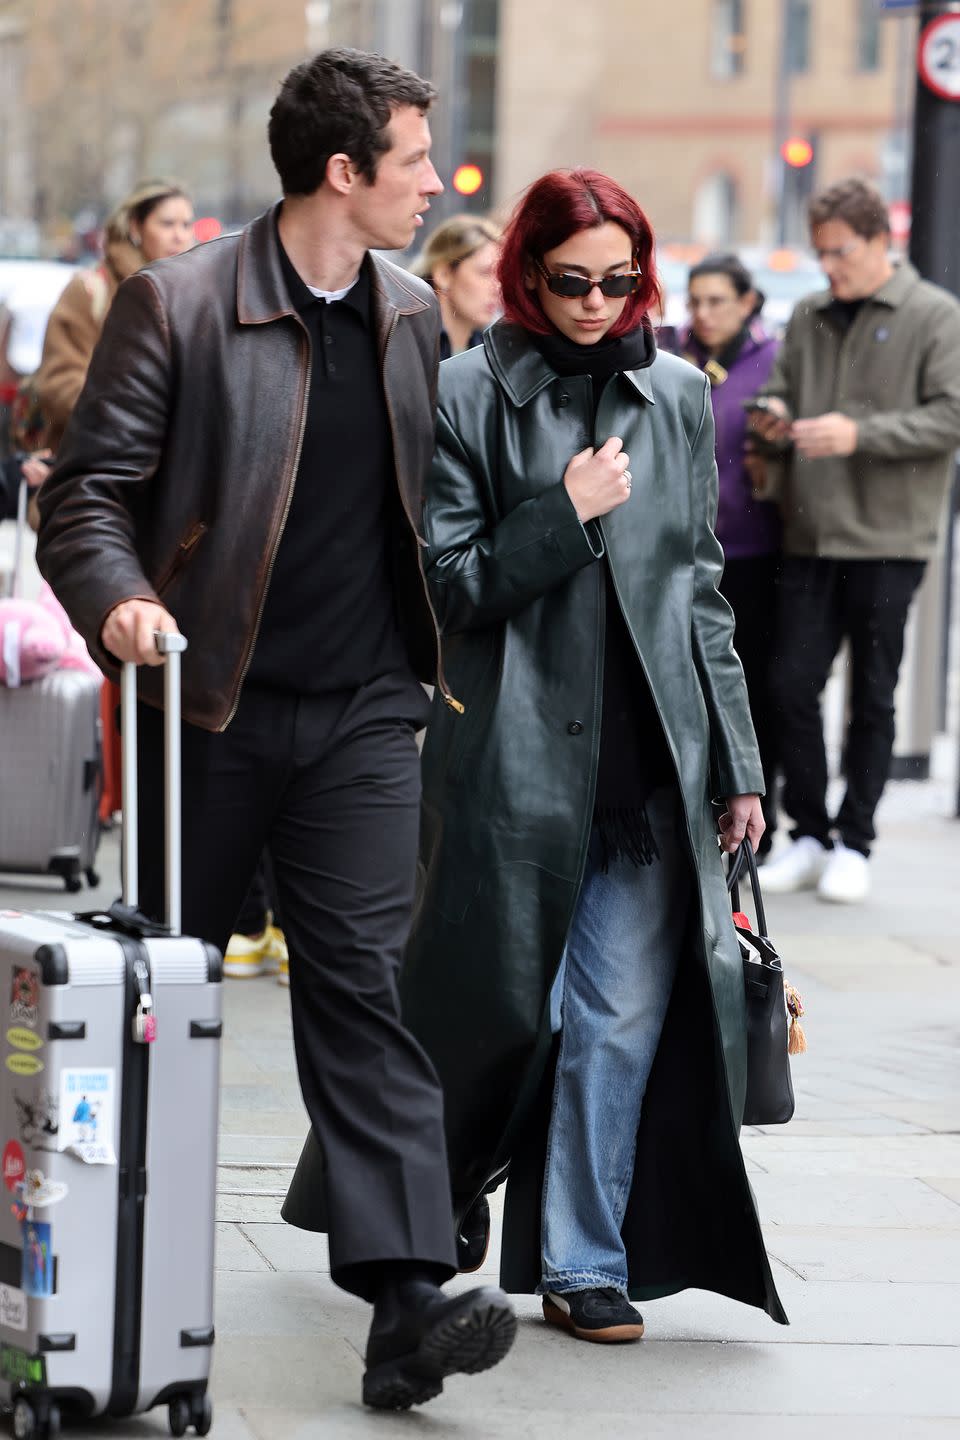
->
[132,957,157,1044]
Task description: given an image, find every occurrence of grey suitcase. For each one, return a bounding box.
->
[0,636,222,1439]
[0,480,102,893]
[0,671,102,892]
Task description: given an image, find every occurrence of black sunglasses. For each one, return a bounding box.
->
[532,255,643,299]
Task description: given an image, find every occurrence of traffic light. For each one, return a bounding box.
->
[452,164,484,197]
[781,137,814,168]
[778,135,817,243]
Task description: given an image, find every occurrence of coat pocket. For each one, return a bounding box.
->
[155,521,208,596]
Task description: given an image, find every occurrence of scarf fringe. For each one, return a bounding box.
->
[595,805,660,871]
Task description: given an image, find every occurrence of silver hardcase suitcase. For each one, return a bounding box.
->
[0,480,102,893]
[0,637,222,1439]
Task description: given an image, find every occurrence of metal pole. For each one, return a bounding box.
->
[772,0,793,245]
[906,2,960,811]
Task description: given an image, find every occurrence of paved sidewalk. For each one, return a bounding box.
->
[0,773,958,1437]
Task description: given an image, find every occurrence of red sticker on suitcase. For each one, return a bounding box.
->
[2,1141,25,1192]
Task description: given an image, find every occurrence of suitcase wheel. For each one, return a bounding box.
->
[192,1394,212,1436]
[168,1397,190,1437]
[11,1397,58,1440]
[169,1394,211,1437]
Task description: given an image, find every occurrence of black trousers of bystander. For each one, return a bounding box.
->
[771,556,925,858]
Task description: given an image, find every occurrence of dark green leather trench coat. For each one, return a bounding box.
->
[285,320,787,1324]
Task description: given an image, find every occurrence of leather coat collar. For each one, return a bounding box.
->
[483,319,655,407]
[236,204,433,337]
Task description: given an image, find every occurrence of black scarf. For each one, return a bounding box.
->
[534,321,673,868]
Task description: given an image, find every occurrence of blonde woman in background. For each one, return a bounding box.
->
[415,214,501,357]
[34,179,195,449]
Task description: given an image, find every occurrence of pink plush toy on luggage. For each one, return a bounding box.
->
[0,584,101,688]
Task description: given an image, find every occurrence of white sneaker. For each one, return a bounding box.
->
[760,836,828,894]
[817,840,870,904]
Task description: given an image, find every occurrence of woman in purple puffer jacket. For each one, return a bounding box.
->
[680,253,781,853]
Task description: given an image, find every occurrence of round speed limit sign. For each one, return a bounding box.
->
[918,14,960,101]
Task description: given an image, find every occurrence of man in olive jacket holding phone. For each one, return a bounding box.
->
[751,178,960,904]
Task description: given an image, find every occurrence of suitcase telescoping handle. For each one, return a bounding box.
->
[7,476,29,599]
[120,631,188,936]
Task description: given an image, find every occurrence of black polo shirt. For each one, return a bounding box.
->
[246,233,408,692]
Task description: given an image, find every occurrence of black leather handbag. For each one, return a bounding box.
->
[727,839,803,1126]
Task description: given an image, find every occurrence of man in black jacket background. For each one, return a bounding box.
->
[37,48,516,1411]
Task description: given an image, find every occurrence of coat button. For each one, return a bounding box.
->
[567,721,584,735]
[558,393,569,407]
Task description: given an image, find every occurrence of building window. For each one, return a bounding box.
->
[786,0,811,75]
[856,0,881,72]
[711,0,746,79]
[693,172,740,246]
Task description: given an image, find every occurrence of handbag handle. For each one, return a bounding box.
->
[726,836,768,938]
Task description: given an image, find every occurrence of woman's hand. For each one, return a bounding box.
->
[718,794,765,855]
[22,450,53,490]
[563,436,631,522]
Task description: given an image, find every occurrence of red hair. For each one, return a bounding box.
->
[497,168,660,338]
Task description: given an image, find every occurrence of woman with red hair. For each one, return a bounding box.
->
[401,170,786,1342]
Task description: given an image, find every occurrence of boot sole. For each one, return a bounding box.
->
[542,1295,644,1344]
[363,1289,518,1410]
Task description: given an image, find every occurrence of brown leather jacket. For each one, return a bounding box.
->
[37,207,457,731]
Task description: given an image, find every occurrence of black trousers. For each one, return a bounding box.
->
[137,671,457,1298]
[718,554,780,853]
[770,557,925,857]
[234,851,280,936]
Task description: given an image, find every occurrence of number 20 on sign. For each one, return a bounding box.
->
[918,15,960,102]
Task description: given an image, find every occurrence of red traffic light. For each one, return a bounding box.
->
[452,164,484,196]
[781,138,814,169]
[193,217,223,244]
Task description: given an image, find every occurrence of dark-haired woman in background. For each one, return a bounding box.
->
[681,254,781,854]
[400,172,786,1344]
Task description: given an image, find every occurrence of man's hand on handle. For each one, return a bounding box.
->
[101,599,181,666]
[718,794,765,855]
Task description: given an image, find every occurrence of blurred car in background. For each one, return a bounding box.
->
[654,242,824,343]
[0,258,77,453]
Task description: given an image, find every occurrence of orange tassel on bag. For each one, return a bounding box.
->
[785,983,807,1055]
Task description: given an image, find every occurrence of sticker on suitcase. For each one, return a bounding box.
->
[12,1091,58,1152]
[21,1220,54,1298]
[6,1027,42,1053]
[8,969,38,1029]
[58,1068,117,1165]
[2,1140,25,1193]
[0,1283,27,1332]
[0,1343,44,1385]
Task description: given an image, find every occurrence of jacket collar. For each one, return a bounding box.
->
[483,320,655,407]
[809,260,919,312]
[236,203,433,332]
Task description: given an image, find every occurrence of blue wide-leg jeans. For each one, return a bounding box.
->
[539,786,691,1294]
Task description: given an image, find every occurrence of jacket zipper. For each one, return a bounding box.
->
[380,308,464,714]
[220,327,310,731]
[156,521,207,595]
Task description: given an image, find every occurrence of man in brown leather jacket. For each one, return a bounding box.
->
[37,47,515,1410]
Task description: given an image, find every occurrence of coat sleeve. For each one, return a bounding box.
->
[36,274,169,654]
[33,274,101,448]
[689,377,766,800]
[855,302,960,459]
[424,401,604,634]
